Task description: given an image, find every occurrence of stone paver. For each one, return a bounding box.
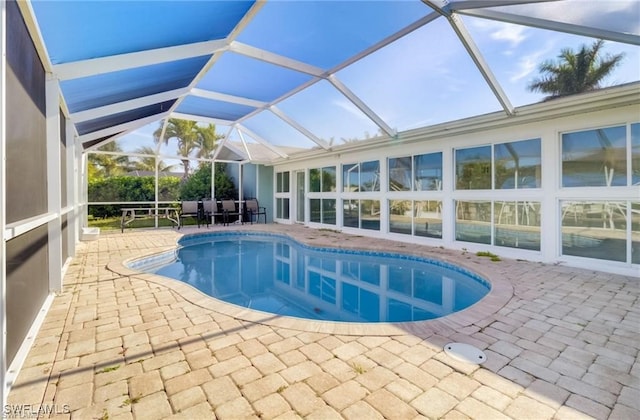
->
[6,225,639,420]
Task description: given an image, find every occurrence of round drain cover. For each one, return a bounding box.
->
[444,342,487,364]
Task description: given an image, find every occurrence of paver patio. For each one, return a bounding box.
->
[6,224,639,419]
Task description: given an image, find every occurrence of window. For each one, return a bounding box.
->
[455,201,492,244]
[632,123,640,186]
[276,198,290,219]
[310,198,336,225]
[389,200,442,238]
[310,166,336,192]
[561,201,627,262]
[342,199,379,230]
[455,146,491,190]
[343,160,380,192]
[494,201,540,251]
[494,139,541,189]
[414,152,442,191]
[562,126,627,187]
[276,171,290,193]
[388,157,411,191]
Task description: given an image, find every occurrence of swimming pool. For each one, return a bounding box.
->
[130,232,490,323]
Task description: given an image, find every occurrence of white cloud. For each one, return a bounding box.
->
[509,44,552,83]
[490,23,527,48]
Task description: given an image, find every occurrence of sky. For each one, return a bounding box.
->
[113,0,640,156]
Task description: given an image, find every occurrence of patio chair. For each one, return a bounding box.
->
[245,198,267,224]
[221,199,241,226]
[202,199,224,227]
[179,200,202,229]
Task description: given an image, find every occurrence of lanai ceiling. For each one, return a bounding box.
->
[23,0,640,162]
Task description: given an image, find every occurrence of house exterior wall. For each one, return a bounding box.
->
[272,92,639,277]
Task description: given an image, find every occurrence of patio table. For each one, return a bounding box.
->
[120,207,180,232]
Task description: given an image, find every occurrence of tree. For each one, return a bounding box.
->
[179,162,237,201]
[132,146,176,173]
[88,141,131,180]
[528,39,624,100]
[153,119,223,178]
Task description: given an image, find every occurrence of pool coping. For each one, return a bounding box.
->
[106,229,514,336]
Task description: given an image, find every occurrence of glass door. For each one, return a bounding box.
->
[295,171,305,223]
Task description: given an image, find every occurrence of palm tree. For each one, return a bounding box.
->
[528,39,625,100]
[153,119,222,178]
[195,124,223,159]
[89,141,131,178]
[133,146,176,173]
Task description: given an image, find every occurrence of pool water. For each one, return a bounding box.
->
[137,233,490,323]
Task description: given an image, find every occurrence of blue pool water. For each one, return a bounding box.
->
[132,233,490,323]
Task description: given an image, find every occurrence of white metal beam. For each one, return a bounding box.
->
[171,112,235,127]
[448,0,560,11]
[448,14,515,115]
[229,41,326,77]
[70,87,190,123]
[0,0,7,410]
[269,106,330,150]
[45,76,62,292]
[237,128,253,161]
[237,125,289,158]
[79,111,172,143]
[458,8,640,46]
[328,75,396,138]
[53,39,229,80]
[191,88,267,108]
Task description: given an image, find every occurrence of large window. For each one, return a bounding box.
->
[561,201,628,262]
[310,199,336,225]
[562,125,627,187]
[495,139,541,189]
[388,152,443,192]
[342,199,380,230]
[343,160,380,192]
[455,201,492,244]
[494,201,541,251]
[456,139,541,190]
[389,200,442,238]
[456,146,491,190]
[309,166,336,192]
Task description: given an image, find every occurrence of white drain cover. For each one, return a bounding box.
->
[444,343,487,364]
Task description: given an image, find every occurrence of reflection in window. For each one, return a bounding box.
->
[455,201,491,244]
[310,166,336,192]
[562,126,627,187]
[388,157,411,191]
[322,167,336,192]
[310,198,321,223]
[633,202,639,264]
[494,201,540,251]
[276,198,289,219]
[561,201,626,262]
[456,146,491,190]
[414,201,442,238]
[343,161,380,192]
[323,199,336,225]
[389,200,412,235]
[494,139,541,189]
[342,163,359,192]
[360,161,380,192]
[276,171,290,193]
[632,123,640,186]
[343,199,359,228]
[309,168,320,192]
[311,199,336,225]
[360,200,380,231]
[414,152,442,191]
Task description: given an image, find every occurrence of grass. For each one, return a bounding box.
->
[88,216,199,231]
[122,394,142,406]
[96,365,120,374]
[476,251,501,262]
[352,363,366,374]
